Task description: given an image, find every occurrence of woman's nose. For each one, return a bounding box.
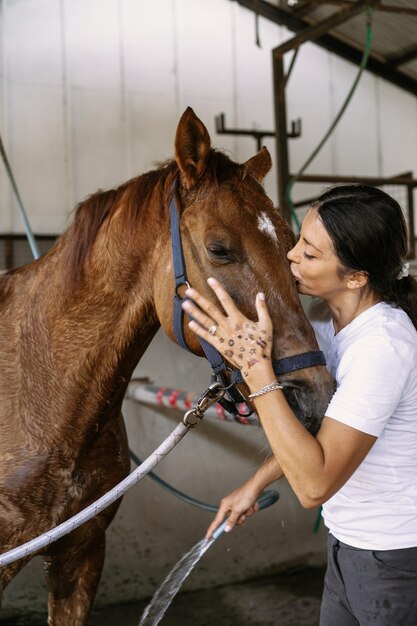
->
[287,241,300,263]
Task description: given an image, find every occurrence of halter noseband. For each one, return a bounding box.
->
[169,182,326,418]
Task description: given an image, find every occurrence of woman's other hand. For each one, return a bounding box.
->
[206,481,262,539]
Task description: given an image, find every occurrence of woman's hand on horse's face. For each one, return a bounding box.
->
[182,277,274,380]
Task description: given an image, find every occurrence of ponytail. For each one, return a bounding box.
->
[393,276,417,330]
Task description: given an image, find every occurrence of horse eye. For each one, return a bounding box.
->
[207,245,237,264]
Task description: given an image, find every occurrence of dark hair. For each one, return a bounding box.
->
[312,184,417,329]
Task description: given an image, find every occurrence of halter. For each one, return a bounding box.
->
[169,182,326,418]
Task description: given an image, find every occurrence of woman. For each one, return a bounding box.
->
[181,185,417,625]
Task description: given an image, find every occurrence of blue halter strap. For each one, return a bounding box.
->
[169,182,326,417]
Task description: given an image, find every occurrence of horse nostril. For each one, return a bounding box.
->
[281,382,324,435]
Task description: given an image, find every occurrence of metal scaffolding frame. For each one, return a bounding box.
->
[228,1,417,257]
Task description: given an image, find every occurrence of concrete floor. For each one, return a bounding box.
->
[0,566,325,626]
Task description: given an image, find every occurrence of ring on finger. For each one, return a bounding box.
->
[208,324,218,336]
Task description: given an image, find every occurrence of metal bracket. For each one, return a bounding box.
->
[215,112,301,151]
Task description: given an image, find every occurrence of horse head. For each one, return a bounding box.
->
[154,108,334,433]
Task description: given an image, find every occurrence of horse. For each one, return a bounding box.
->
[0,107,334,625]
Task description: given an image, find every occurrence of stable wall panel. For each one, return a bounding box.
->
[1,0,65,234]
[329,56,380,177]
[5,83,68,234]
[128,93,178,176]
[176,0,234,102]
[0,0,11,232]
[233,9,281,106]
[233,11,280,155]
[121,0,176,98]
[286,43,335,206]
[70,87,126,203]
[229,11,282,202]
[2,0,62,87]
[63,0,122,90]
[377,80,417,177]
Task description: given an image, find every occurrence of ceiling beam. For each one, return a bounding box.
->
[386,45,417,68]
[290,1,417,17]
[273,0,379,56]
[228,0,417,97]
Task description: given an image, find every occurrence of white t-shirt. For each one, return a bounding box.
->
[310,300,417,550]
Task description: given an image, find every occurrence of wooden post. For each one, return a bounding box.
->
[273,53,291,224]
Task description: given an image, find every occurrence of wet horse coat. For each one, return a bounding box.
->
[0,108,334,625]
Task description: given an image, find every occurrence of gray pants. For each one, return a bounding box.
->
[320,534,417,625]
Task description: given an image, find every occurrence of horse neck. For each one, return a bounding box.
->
[6,181,172,436]
[52,189,168,380]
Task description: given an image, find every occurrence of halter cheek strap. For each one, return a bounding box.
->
[171,189,224,370]
[169,183,326,418]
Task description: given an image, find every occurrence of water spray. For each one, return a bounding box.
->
[139,489,279,626]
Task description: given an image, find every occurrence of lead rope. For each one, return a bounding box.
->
[0,382,227,567]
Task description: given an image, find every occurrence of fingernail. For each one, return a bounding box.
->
[224,524,232,533]
[207,277,216,285]
[258,292,265,301]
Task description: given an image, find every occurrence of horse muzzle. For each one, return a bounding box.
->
[281,374,336,435]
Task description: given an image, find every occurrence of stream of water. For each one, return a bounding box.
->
[138,536,215,626]
[138,491,278,626]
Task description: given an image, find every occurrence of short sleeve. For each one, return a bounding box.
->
[325,336,413,436]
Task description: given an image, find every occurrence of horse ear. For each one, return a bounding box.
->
[175,107,211,189]
[243,147,272,183]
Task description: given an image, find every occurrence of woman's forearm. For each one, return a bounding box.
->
[245,363,331,507]
[249,454,284,491]
[254,391,326,507]
[248,368,375,508]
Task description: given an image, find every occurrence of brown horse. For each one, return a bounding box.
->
[0,107,334,625]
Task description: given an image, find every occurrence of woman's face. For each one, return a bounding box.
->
[287,208,348,301]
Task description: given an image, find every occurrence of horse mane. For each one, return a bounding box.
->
[61,150,241,290]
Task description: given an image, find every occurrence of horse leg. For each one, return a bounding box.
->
[43,534,105,626]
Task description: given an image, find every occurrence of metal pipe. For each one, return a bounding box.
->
[0,134,40,260]
[291,173,417,187]
[406,182,415,259]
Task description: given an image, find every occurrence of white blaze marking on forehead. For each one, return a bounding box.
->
[258,212,278,242]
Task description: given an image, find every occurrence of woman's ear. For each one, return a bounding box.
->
[346,271,369,290]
